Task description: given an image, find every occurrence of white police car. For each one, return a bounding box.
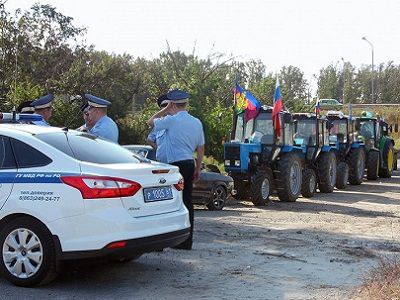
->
[0,114,190,286]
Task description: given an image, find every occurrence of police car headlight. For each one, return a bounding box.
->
[234,160,240,167]
[225,160,230,166]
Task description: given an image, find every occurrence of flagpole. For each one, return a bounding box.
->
[231,79,237,141]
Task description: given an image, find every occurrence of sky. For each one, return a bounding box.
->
[6,0,400,85]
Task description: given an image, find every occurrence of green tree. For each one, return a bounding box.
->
[280,66,308,111]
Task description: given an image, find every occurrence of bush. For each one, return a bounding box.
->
[353,256,400,300]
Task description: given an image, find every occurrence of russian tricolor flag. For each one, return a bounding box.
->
[272,78,283,137]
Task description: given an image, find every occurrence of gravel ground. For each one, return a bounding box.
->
[1,170,400,299]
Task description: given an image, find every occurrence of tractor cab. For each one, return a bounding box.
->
[327,111,364,154]
[230,106,293,145]
[357,116,379,151]
[292,113,338,196]
[224,106,303,206]
[292,113,331,162]
[326,111,365,186]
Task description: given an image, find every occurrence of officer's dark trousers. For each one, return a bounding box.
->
[171,159,195,249]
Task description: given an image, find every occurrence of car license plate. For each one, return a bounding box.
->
[143,186,173,202]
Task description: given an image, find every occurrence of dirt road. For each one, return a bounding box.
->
[1,171,400,299]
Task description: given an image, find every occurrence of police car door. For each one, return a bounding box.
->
[0,136,17,209]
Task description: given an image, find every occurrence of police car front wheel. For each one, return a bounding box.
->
[0,217,57,287]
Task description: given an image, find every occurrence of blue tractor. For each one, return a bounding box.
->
[224,106,303,206]
[327,112,365,186]
[292,113,339,198]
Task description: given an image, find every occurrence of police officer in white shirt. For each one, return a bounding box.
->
[84,94,119,143]
[147,89,205,250]
[146,94,170,163]
[31,94,54,126]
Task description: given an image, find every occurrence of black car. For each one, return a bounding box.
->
[123,145,235,210]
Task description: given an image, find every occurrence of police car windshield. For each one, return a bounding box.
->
[36,132,140,164]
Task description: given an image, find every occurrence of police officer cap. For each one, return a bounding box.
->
[166,89,190,103]
[85,94,111,108]
[17,101,35,113]
[31,94,54,109]
[157,94,169,108]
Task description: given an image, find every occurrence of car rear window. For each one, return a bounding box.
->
[36,131,140,164]
[11,138,52,168]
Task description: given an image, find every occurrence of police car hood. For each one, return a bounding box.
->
[79,161,183,218]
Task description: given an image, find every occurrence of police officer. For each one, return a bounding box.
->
[146,94,170,163]
[30,94,54,126]
[147,89,205,250]
[85,94,119,143]
[17,101,35,114]
[77,103,94,132]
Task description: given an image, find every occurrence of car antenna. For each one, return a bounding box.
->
[65,94,84,129]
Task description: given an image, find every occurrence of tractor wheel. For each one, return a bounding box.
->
[301,168,316,198]
[232,178,249,200]
[336,162,349,189]
[366,151,379,180]
[317,152,337,193]
[250,170,272,206]
[347,148,365,185]
[276,154,302,202]
[379,140,394,178]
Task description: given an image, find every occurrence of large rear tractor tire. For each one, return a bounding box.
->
[379,140,395,178]
[366,151,379,180]
[301,168,316,198]
[250,170,272,206]
[347,148,365,185]
[336,162,349,190]
[317,152,337,193]
[275,154,302,202]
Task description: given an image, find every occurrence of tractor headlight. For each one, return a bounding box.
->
[234,160,240,167]
[224,160,230,166]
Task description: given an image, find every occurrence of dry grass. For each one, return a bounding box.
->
[353,256,400,300]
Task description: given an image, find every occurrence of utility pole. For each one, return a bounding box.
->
[341,57,345,105]
[362,37,375,103]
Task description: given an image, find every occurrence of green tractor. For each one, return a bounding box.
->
[357,111,395,179]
